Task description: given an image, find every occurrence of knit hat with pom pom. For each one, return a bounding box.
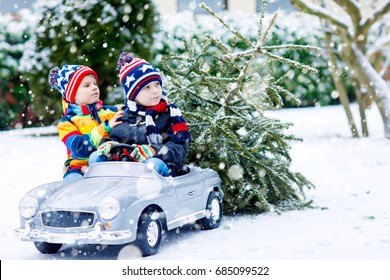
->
[116,52,162,101]
[48,65,98,104]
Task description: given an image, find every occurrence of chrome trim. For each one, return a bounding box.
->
[167,210,205,227]
[15,222,132,244]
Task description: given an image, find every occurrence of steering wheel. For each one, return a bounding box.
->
[109,143,135,162]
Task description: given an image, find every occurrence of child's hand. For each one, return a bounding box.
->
[130,145,156,163]
[97,141,117,156]
[109,110,124,129]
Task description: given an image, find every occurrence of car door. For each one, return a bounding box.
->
[171,169,205,222]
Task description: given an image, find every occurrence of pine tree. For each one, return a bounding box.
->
[23,0,158,125]
[0,11,34,129]
[162,2,318,214]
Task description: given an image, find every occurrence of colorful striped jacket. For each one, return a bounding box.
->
[57,100,119,177]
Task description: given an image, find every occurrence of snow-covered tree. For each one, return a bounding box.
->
[162,2,317,213]
[290,0,390,138]
[0,10,35,129]
[21,0,159,125]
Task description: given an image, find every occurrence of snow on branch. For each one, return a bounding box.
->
[259,8,279,45]
[378,56,390,78]
[263,45,321,52]
[333,0,361,32]
[223,46,319,74]
[261,51,319,74]
[224,44,321,60]
[360,1,390,32]
[199,2,253,47]
[290,0,350,31]
[351,42,390,101]
[256,0,269,43]
[366,34,390,58]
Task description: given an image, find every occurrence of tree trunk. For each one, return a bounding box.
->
[290,0,390,138]
[325,32,360,138]
[350,43,390,138]
[355,86,369,137]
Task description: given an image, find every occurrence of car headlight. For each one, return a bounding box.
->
[19,196,39,219]
[98,196,120,220]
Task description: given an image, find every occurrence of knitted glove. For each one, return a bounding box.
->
[97,141,117,157]
[130,145,156,163]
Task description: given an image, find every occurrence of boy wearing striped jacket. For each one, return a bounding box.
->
[49,65,123,180]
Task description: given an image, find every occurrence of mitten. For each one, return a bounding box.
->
[130,145,156,163]
[97,141,117,157]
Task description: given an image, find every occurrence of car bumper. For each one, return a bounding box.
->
[15,222,133,245]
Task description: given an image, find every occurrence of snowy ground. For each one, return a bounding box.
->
[1,104,390,260]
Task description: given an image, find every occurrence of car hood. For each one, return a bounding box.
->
[40,176,163,210]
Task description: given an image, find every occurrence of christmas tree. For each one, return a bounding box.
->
[162,2,319,214]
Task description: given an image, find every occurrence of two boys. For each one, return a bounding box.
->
[49,53,190,179]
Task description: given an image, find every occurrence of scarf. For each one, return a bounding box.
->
[125,95,191,144]
[62,99,104,123]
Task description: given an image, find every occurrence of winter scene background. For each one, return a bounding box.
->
[1,0,390,265]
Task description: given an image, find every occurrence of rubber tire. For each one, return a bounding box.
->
[34,241,62,254]
[136,210,163,257]
[200,192,223,230]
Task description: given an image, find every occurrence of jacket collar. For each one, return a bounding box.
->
[66,100,103,116]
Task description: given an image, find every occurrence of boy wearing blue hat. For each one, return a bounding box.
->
[90,53,191,176]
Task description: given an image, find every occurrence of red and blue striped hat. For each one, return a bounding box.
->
[48,65,97,104]
[117,52,162,101]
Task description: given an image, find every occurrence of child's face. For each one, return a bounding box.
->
[74,74,100,105]
[135,81,162,107]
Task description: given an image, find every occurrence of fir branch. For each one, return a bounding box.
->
[200,2,253,47]
[204,76,237,83]
[266,86,284,107]
[223,44,321,60]
[208,37,231,54]
[225,42,266,104]
[262,50,319,74]
[257,0,269,41]
[262,44,322,53]
[183,88,225,107]
[269,84,302,106]
[208,35,249,67]
[260,8,279,45]
[227,106,259,121]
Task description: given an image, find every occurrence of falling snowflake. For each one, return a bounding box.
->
[227,164,243,180]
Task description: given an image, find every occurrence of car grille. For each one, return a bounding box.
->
[41,211,95,228]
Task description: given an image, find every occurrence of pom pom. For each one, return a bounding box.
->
[116,52,134,71]
[48,66,60,88]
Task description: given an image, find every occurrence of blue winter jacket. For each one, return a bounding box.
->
[108,111,188,172]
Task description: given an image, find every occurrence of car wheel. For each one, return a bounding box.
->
[200,191,223,230]
[34,241,62,254]
[136,210,163,256]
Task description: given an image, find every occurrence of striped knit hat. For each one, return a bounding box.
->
[48,65,98,104]
[117,52,162,102]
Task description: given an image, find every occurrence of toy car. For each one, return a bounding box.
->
[15,144,223,256]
